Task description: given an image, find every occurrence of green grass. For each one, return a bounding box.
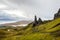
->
[3,33,54,40]
[37,18,60,32]
[0,18,60,40]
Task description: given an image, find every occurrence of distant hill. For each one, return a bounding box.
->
[0,20,32,27]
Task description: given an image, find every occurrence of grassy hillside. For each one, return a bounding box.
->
[38,18,60,32]
[0,18,60,40]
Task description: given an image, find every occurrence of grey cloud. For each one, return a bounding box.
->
[0,11,25,21]
[8,0,40,6]
[0,0,60,20]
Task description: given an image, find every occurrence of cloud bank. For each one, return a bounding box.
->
[0,0,60,21]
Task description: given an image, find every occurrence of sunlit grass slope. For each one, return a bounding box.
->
[1,18,60,40]
[37,18,60,32]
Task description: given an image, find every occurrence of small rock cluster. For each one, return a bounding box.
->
[33,15,42,27]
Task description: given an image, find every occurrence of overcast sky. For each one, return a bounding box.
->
[0,0,60,22]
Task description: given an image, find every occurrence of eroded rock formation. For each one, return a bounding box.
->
[33,15,42,27]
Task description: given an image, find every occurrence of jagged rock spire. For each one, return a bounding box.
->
[34,15,38,24]
[33,15,38,27]
[33,15,43,27]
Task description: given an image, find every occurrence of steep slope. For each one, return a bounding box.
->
[37,18,60,32]
[1,18,60,40]
[23,18,60,33]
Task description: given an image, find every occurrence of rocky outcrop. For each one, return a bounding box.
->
[54,9,60,19]
[37,18,42,25]
[33,15,42,27]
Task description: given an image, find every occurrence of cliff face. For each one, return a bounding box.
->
[54,9,60,19]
